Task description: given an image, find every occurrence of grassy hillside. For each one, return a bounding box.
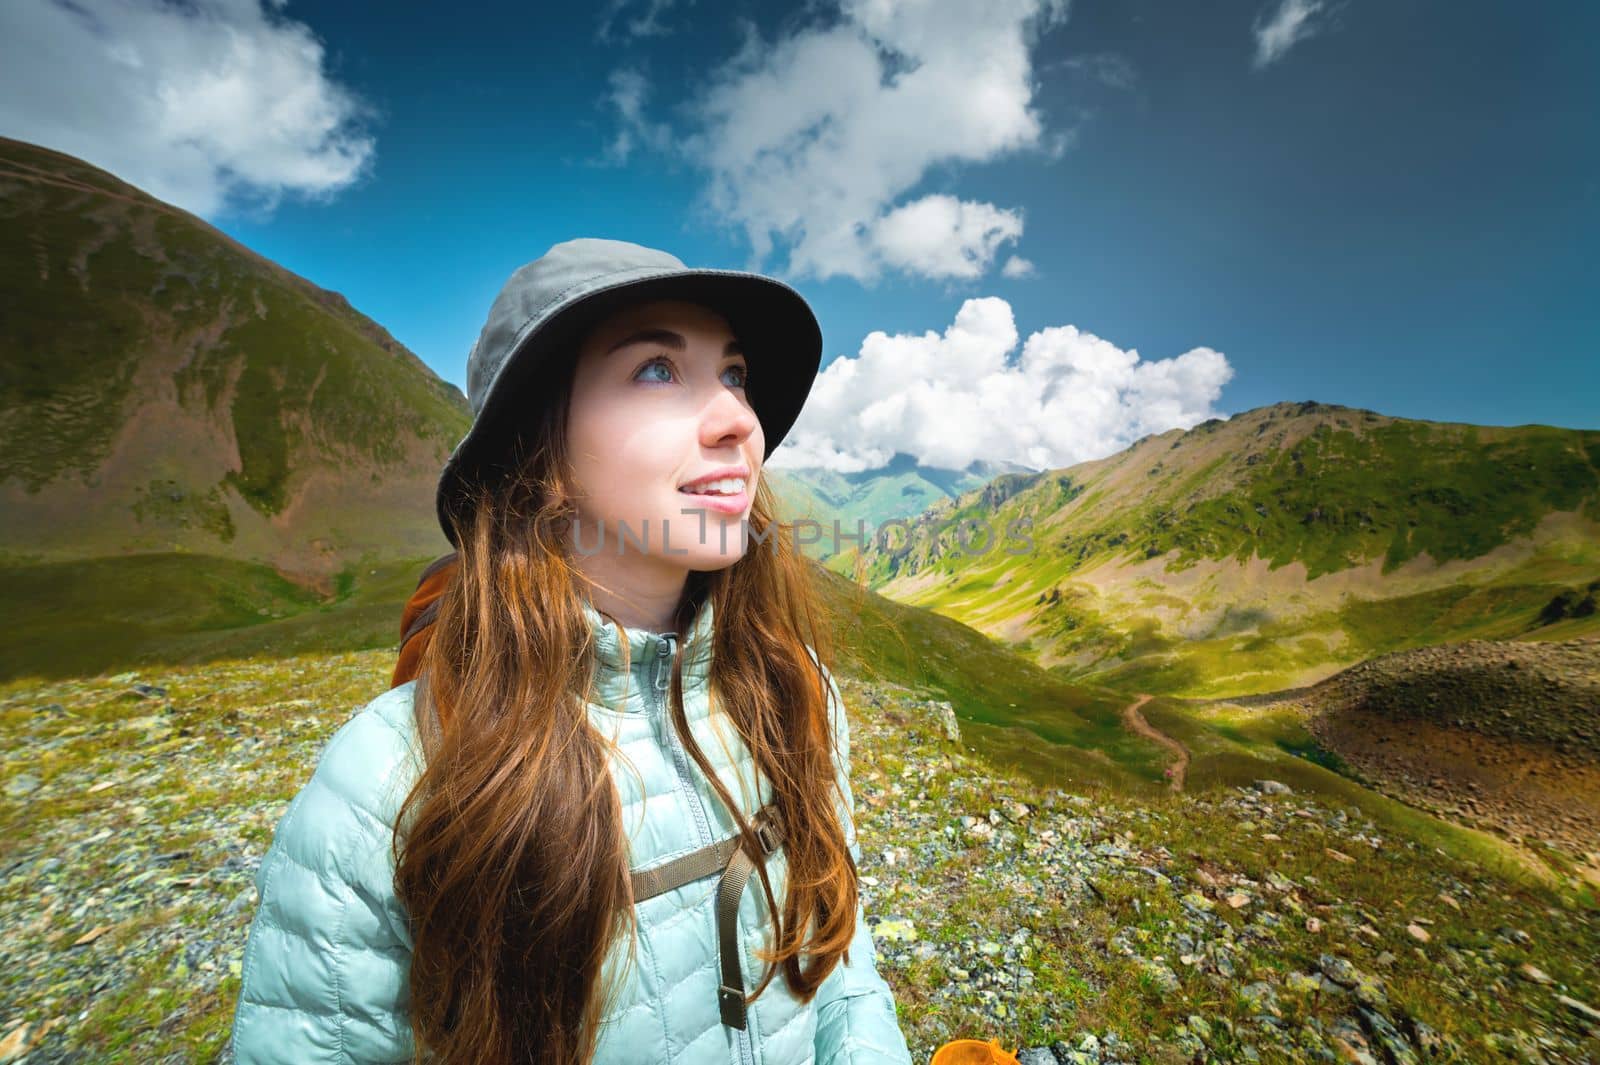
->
[836,401,1600,697]
[0,554,435,682]
[0,137,470,580]
[1,645,1594,1062]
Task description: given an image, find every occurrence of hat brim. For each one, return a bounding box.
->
[436,269,822,545]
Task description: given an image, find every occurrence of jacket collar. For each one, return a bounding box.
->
[580,595,715,714]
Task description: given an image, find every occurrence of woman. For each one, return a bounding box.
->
[229,238,914,1065]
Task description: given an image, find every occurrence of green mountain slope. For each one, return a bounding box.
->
[768,453,1035,560]
[837,401,1600,696]
[0,137,471,581]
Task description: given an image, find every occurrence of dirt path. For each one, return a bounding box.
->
[1123,693,1190,792]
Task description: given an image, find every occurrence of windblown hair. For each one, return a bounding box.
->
[391,357,860,1065]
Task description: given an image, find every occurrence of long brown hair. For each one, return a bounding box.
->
[392,354,859,1065]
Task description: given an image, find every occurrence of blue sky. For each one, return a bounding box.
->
[3,0,1596,471]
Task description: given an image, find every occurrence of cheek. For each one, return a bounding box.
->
[569,404,684,517]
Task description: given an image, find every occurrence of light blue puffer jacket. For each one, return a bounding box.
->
[229,595,914,1065]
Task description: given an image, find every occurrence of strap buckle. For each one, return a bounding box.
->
[718,984,748,1030]
[754,818,779,856]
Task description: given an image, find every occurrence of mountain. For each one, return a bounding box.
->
[768,452,1038,560]
[0,137,471,584]
[834,400,1600,696]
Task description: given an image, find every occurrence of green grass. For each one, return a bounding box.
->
[0,553,432,681]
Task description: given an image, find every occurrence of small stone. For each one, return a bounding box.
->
[1225,892,1250,909]
[1325,847,1356,863]
[1139,959,1181,993]
[72,924,112,946]
[5,774,40,798]
[1558,994,1600,1024]
[1405,923,1430,943]
[1284,971,1323,995]
[1306,917,1323,934]
[874,919,917,944]
[0,1024,30,1062]
[1517,963,1551,985]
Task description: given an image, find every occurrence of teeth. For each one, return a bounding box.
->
[679,477,747,496]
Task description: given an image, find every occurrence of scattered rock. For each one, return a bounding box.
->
[1516,963,1551,985]
[5,773,39,798]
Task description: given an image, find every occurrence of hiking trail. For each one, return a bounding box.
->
[1123,693,1190,792]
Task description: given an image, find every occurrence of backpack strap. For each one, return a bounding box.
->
[626,803,786,1031]
[715,804,784,1030]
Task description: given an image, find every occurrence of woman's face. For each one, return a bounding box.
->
[565,298,764,578]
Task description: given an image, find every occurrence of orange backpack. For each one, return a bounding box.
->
[390,552,458,689]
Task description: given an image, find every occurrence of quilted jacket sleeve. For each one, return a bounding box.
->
[810,654,914,1065]
[230,694,420,1064]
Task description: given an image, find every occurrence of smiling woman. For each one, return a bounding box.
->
[565,298,764,616]
[227,237,916,1065]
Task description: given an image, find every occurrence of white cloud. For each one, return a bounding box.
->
[1059,51,1137,90]
[600,67,673,165]
[872,194,1025,281]
[1001,254,1035,278]
[665,0,1069,283]
[1252,0,1328,69]
[769,297,1234,473]
[0,0,375,218]
[597,0,689,42]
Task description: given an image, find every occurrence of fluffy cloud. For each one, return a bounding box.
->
[872,194,1025,281]
[769,297,1234,473]
[1000,255,1036,279]
[669,0,1068,283]
[0,0,375,217]
[1252,0,1329,69]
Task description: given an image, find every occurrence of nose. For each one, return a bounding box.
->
[698,382,760,450]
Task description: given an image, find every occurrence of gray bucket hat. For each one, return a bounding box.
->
[437,237,824,544]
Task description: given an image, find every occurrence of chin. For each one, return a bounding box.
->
[674,543,749,572]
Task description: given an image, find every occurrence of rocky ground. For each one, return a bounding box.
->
[1213,638,1600,888]
[1,652,1597,1063]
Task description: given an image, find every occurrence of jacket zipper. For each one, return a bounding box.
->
[652,635,756,1065]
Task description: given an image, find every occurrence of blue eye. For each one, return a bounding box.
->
[634,355,749,389]
[635,357,673,383]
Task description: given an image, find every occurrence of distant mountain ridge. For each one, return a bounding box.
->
[0,137,471,582]
[834,401,1600,695]
[768,453,1037,559]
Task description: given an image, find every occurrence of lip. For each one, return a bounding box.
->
[675,486,750,515]
[676,465,750,491]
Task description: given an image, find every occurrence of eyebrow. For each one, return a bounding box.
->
[606,328,744,358]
